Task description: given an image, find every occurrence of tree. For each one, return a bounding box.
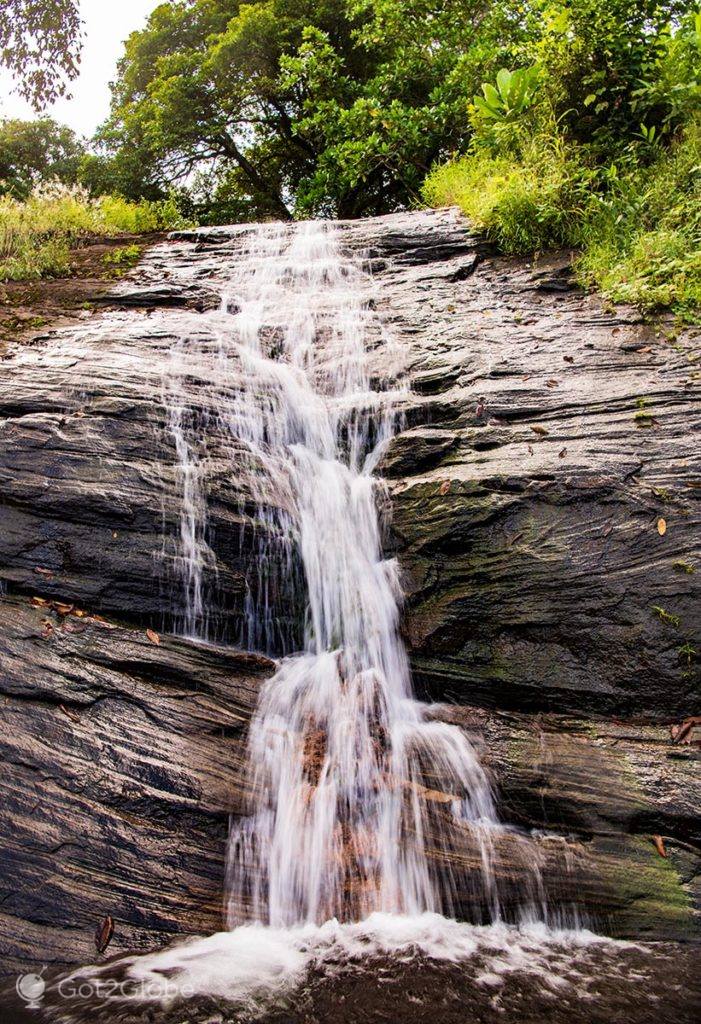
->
[0,117,84,197]
[101,0,516,220]
[0,1,82,108]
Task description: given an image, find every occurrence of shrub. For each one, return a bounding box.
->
[423,116,701,322]
[0,182,189,281]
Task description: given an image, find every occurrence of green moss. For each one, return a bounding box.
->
[606,835,694,938]
[652,605,681,628]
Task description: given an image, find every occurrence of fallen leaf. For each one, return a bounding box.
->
[531,426,549,436]
[657,518,667,536]
[651,835,667,859]
[146,628,160,645]
[30,596,49,607]
[559,447,567,458]
[95,915,114,954]
[73,609,87,618]
[53,603,74,616]
[60,704,80,723]
[90,615,118,629]
[672,717,701,744]
[563,355,574,363]
[546,379,559,387]
[439,480,450,495]
[34,566,53,576]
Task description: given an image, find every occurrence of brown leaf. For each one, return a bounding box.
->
[651,835,667,859]
[546,379,559,388]
[95,915,114,954]
[30,596,49,607]
[146,628,160,645]
[672,717,701,744]
[531,426,549,436]
[439,480,450,495]
[657,518,667,536]
[73,609,87,618]
[53,602,74,616]
[559,447,567,458]
[34,566,53,576]
[60,704,80,723]
[90,615,118,629]
[563,355,574,363]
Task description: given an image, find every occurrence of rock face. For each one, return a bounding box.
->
[0,209,699,976]
[0,596,272,973]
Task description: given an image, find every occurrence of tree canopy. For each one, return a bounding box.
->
[0,117,84,197]
[101,0,521,221]
[95,1,701,221]
[0,1,82,108]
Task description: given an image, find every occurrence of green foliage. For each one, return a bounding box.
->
[102,244,142,276]
[424,3,701,320]
[0,1,81,108]
[101,0,525,219]
[473,67,540,123]
[0,183,188,282]
[0,117,84,198]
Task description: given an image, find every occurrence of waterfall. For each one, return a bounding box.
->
[166,221,547,930]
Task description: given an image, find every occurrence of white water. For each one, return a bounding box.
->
[58,913,632,1019]
[162,221,549,929]
[44,220,630,1021]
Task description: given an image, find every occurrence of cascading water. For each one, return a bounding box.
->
[166,220,547,929]
[40,218,694,1024]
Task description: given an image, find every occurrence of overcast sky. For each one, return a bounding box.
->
[0,0,160,138]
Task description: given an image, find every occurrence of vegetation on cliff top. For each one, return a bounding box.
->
[1,0,700,321]
[0,182,187,281]
[423,3,701,321]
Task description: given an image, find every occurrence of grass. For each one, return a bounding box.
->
[423,120,701,322]
[0,183,189,282]
[102,244,143,276]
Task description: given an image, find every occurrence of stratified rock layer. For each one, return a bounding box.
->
[0,209,698,975]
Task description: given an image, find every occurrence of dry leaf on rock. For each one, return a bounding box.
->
[95,915,114,954]
[652,835,667,858]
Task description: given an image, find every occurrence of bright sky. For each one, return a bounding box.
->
[0,0,161,139]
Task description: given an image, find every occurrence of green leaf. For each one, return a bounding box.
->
[583,93,597,106]
[482,83,503,109]
[496,68,512,102]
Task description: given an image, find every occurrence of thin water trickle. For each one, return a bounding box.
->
[165,221,550,930]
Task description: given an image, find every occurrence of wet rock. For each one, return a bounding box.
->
[0,208,698,972]
[0,596,273,975]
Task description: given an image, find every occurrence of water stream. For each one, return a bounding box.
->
[36,220,698,1024]
[167,221,546,928]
